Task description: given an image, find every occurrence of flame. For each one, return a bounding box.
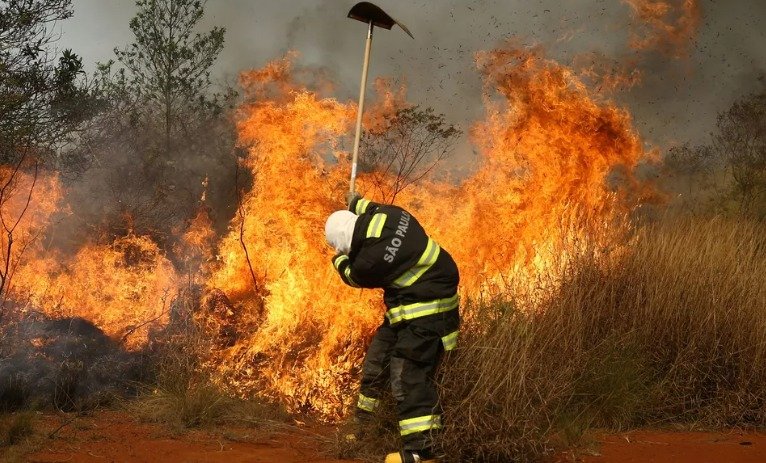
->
[205,55,375,416]
[0,41,658,419]
[2,168,178,349]
[13,234,178,349]
[364,77,410,135]
[202,45,655,419]
[178,206,216,277]
[0,166,63,297]
[573,52,644,93]
[408,45,654,298]
[624,0,702,57]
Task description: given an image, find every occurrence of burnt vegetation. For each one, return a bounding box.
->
[1,1,766,462]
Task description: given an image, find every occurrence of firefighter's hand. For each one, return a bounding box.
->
[345,190,361,208]
[332,253,348,269]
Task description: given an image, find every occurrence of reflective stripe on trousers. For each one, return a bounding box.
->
[441,330,458,351]
[357,393,379,413]
[399,414,442,436]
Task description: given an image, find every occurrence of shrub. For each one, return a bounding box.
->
[132,306,287,430]
[0,376,31,413]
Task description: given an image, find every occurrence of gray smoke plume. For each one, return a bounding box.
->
[60,0,766,149]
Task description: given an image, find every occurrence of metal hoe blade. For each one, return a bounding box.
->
[347,2,413,195]
[348,2,414,38]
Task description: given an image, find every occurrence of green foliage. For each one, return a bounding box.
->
[97,0,229,152]
[70,0,241,245]
[0,0,97,166]
[70,0,240,243]
[713,92,766,217]
[664,90,766,218]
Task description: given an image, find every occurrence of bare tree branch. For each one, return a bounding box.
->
[359,105,461,203]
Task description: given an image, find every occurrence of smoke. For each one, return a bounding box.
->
[60,0,766,150]
[0,307,147,411]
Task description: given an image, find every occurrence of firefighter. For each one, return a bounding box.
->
[325,195,460,463]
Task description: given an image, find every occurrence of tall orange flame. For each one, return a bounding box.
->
[13,234,177,349]
[624,0,702,57]
[204,45,656,418]
[0,41,659,419]
[3,168,178,349]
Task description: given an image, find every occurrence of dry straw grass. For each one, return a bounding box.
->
[0,412,39,463]
[129,312,288,430]
[0,412,36,447]
[435,217,766,462]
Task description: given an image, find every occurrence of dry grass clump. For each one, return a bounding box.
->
[437,217,766,462]
[131,313,288,430]
[0,412,39,463]
[0,412,36,447]
[130,382,232,429]
[129,369,288,430]
[325,397,400,462]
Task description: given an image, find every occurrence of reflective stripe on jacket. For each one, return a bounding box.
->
[331,196,460,324]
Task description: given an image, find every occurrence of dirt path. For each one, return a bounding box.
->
[557,429,766,463]
[23,411,352,463]
[13,412,766,463]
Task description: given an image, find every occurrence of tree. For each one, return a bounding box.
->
[99,0,227,158]
[360,105,461,203]
[0,0,96,312]
[68,0,238,249]
[663,90,766,218]
[713,92,766,216]
[0,0,94,167]
[662,143,723,214]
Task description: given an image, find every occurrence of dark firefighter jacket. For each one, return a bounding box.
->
[331,196,460,325]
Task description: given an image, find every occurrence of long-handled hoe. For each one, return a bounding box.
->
[346,2,413,196]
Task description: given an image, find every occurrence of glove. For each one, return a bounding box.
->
[345,190,361,208]
[332,253,348,269]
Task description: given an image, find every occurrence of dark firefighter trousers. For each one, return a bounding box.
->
[356,309,460,452]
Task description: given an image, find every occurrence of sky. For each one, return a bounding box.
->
[58,0,766,153]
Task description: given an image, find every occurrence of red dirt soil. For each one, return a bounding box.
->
[23,411,352,463]
[14,412,766,463]
[555,429,766,463]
